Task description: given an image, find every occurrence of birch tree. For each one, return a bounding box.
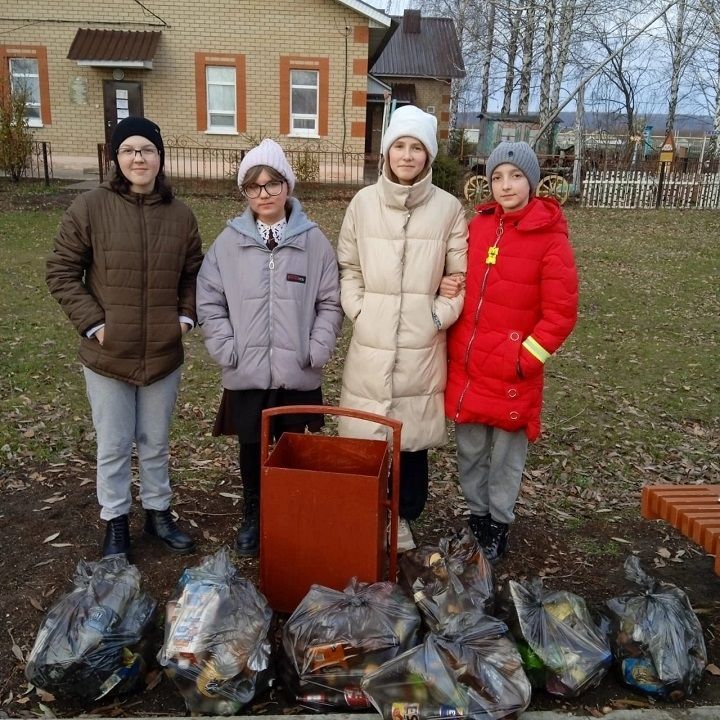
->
[663,0,688,133]
[698,0,720,154]
[501,4,523,113]
[517,0,537,114]
[480,0,496,113]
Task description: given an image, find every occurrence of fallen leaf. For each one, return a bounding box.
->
[8,630,24,662]
[36,689,55,703]
[218,492,243,500]
[657,546,672,558]
[49,543,73,548]
[706,663,720,676]
[611,537,631,544]
[42,532,60,544]
[28,597,44,612]
[38,701,56,718]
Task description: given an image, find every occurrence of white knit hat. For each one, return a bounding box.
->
[237,138,296,193]
[381,105,438,163]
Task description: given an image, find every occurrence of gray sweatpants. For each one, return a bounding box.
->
[455,423,529,525]
[83,366,182,520]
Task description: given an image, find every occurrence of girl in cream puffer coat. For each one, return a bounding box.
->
[337,106,468,549]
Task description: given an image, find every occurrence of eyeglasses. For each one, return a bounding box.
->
[118,146,159,159]
[242,180,285,199]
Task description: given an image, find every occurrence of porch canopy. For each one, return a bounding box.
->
[67,29,161,69]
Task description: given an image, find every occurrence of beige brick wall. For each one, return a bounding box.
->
[379,77,452,142]
[0,0,372,156]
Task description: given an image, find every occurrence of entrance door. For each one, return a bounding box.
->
[103,81,144,144]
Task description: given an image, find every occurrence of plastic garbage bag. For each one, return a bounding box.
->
[361,632,470,720]
[398,526,494,632]
[503,578,611,697]
[25,555,156,701]
[282,578,421,709]
[605,555,707,701]
[432,611,531,719]
[158,547,273,715]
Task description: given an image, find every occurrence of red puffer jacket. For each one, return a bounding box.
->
[445,196,578,441]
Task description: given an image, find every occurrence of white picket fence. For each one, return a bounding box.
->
[582,168,720,209]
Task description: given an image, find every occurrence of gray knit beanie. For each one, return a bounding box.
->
[486,141,540,194]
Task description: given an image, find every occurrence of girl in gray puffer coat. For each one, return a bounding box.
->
[197,139,343,556]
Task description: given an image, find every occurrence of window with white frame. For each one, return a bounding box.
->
[500,126,516,142]
[290,69,319,136]
[9,57,41,126]
[206,65,236,132]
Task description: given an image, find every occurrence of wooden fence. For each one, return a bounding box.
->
[582,168,720,209]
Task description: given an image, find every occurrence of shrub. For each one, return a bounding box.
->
[0,83,34,183]
[432,153,463,195]
[291,149,320,182]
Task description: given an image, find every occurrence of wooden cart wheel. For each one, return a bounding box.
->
[463,175,491,203]
[537,174,570,205]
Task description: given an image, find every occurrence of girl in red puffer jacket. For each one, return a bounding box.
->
[444,141,578,564]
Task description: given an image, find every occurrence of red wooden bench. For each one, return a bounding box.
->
[641,484,720,575]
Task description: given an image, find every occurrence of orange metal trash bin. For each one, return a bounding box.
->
[258,405,401,614]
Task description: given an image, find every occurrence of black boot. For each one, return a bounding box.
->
[467,513,491,547]
[103,514,130,558]
[483,519,509,564]
[144,508,195,554]
[235,501,259,557]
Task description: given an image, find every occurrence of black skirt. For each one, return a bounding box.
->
[212,387,324,444]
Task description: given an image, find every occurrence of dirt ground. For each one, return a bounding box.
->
[1,462,719,719]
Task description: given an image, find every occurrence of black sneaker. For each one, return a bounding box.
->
[483,519,509,564]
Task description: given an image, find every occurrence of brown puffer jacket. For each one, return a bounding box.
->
[46,183,203,386]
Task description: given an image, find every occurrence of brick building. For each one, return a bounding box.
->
[367,9,465,155]
[0,0,391,159]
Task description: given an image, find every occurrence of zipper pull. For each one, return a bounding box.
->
[269,253,275,270]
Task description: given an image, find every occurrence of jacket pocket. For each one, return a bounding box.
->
[503,330,523,382]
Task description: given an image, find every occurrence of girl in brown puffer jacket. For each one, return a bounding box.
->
[46,116,203,560]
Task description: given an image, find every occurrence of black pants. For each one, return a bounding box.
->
[239,422,306,510]
[399,449,429,521]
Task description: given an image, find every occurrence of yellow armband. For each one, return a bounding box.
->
[522,335,551,363]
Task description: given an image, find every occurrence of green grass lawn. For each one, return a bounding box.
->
[1,180,718,521]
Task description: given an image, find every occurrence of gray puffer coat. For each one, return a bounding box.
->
[196,198,342,391]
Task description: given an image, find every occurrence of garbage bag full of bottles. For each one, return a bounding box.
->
[604,555,707,701]
[24,555,156,701]
[398,526,494,632]
[361,610,530,720]
[504,578,612,697]
[157,547,273,716]
[432,611,531,719]
[282,578,421,709]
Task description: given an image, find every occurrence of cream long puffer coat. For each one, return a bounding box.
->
[337,168,468,451]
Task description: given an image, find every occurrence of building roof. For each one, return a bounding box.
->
[370,10,465,79]
[67,29,161,67]
[335,0,392,26]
